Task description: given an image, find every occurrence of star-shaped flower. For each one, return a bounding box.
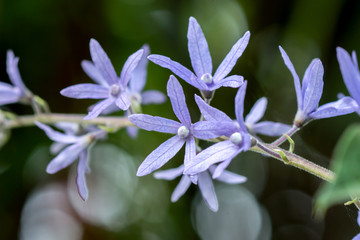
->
[184,82,252,177]
[148,17,250,98]
[279,46,356,127]
[0,50,32,105]
[36,122,106,200]
[336,47,360,114]
[154,164,246,212]
[61,39,144,120]
[129,75,236,176]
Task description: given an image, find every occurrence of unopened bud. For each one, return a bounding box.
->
[177,126,190,139]
[230,132,242,145]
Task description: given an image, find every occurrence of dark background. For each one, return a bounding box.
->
[1,0,360,239]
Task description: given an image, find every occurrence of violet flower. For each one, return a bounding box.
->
[154,164,246,212]
[61,39,144,120]
[0,50,32,105]
[148,17,250,99]
[36,122,106,200]
[129,75,236,176]
[184,82,252,177]
[336,47,360,114]
[279,46,355,127]
[353,211,360,240]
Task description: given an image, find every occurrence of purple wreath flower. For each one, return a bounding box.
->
[0,50,32,105]
[129,75,236,176]
[154,164,246,212]
[36,122,106,200]
[336,47,360,115]
[148,17,250,98]
[61,39,144,120]
[279,46,355,127]
[184,82,252,177]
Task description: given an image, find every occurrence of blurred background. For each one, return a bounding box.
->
[1,0,360,239]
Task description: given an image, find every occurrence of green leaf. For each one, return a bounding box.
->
[315,124,360,213]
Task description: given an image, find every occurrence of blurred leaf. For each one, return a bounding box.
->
[315,124,360,213]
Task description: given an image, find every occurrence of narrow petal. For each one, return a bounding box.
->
[171,175,192,202]
[211,75,244,90]
[212,158,232,179]
[130,44,150,93]
[81,60,108,87]
[0,81,15,91]
[76,150,89,201]
[301,59,324,114]
[6,50,28,94]
[137,135,185,176]
[153,165,184,180]
[198,171,218,212]
[115,91,131,110]
[209,166,247,184]
[279,46,302,109]
[148,55,207,90]
[119,49,144,87]
[50,142,67,154]
[126,126,139,138]
[353,234,360,240]
[0,90,21,105]
[235,81,248,132]
[251,121,292,137]
[89,39,118,85]
[213,31,250,82]
[167,76,191,126]
[245,97,267,124]
[337,47,360,104]
[84,98,114,120]
[195,95,232,122]
[60,83,109,99]
[184,140,240,175]
[35,122,80,143]
[309,96,356,119]
[192,121,238,139]
[187,17,212,77]
[184,137,196,167]
[129,114,181,134]
[141,90,166,105]
[352,51,359,68]
[46,141,86,174]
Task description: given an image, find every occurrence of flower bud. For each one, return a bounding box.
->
[177,126,190,139]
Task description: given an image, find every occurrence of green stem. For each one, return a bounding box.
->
[271,125,299,146]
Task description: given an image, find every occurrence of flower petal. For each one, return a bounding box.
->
[309,96,356,119]
[209,166,247,184]
[141,90,166,105]
[184,137,196,167]
[211,158,232,179]
[81,60,108,87]
[137,135,185,176]
[187,17,212,77]
[198,171,218,212]
[153,165,184,180]
[171,175,192,202]
[60,83,109,99]
[279,46,302,109]
[211,75,244,90]
[115,91,131,110]
[195,95,232,122]
[167,76,191,126]
[119,49,144,87]
[192,121,237,139]
[35,122,80,143]
[301,59,324,114]
[245,97,267,124]
[148,54,207,90]
[89,39,118,85]
[6,50,28,94]
[235,81,248,132]
[130,44,150,93]
[126,126,139,138]
[0,89,21,105]
[251,121,292,137]
[129,114,181,134]
[213,31,250,82]
[76,150,89,201]
[84,98,114,120]
[184,140,240,175]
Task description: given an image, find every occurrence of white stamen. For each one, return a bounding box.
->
[177,126,190,139]
[230,132,242,145]
[110,84,120,96]
[201,73,213,84]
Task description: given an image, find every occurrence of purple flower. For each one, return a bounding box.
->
[148,17,250,97]
[336,47,360,115]
[279,46,355,127]
[36,122,106,200]
[353,211,360,240]
[0,50,32,105]
[154,164,246,212]
[184,82,252,177]
[129,75,236,176]
[61,39,144,120]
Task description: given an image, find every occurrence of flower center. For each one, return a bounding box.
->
[110,84,120,97]
[201,73,213,85]
[177,126,190,139]
[230,132,242,145]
